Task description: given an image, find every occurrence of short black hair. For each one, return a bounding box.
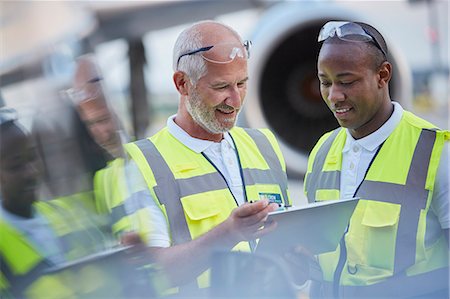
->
[0,120,28,156]
[321,21,388,70]
[355,21,388,67]
[355,22,388,57]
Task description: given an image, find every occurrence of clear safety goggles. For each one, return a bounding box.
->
[318,21,387,58]
[0,107,17,125]
[176,40,251,69]
[64,77,103,104]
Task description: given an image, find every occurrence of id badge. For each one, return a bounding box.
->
[258,192,283,206]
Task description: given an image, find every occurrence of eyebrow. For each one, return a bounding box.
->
[318,72,356,78]
[210,77,249,87]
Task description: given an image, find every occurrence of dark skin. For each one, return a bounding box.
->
[317,42,450,247]
[0,123,40,218]
[287,41,383,285]
[317,41,393,139]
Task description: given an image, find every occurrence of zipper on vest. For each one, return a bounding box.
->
[201,149,256,252]
[228,133,249,203]
[333,141,386,297]
[201,152,240,207]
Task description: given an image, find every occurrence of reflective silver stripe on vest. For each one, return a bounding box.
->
[134,139,193,245]
[177,172,229,197]
[243,129,290,207]
[134,129,289,245]
[110,190,153,225]
[42,201,107,254]
[308,129,448,298]
[242,168,286,190]
[355,129,436,275]
[305,128,342,203]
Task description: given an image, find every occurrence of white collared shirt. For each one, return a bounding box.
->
[341,102,449,231]
[128,116,246,247]
[340,102,403,199]
[167,115,245,205]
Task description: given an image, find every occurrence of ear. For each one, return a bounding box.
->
[173,71,191,96]
[377,61,392,88]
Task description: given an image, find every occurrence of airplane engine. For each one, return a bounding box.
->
[240,3,412,178]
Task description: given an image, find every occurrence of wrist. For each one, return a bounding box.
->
[209,220,239,250]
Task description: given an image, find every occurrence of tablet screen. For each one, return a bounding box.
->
[256,198,359,255]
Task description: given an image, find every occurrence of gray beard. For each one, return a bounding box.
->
[185,93,237,134]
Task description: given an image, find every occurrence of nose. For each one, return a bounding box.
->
[225,85,242,108]
[99,122,112,139]
[327,84,345,104]
[92,121,112,142]
[24,161,39,182]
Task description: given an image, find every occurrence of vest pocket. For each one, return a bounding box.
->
[348,201,400,271]
[361,201,400,227]
[182,195,221,220]
[181,193,233,240]
[315,189,340,201]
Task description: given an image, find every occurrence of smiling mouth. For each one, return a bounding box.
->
[335,107,352,114]
[216,108,235,114]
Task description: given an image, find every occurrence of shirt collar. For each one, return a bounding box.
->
[0,202,41,225]
[167,115,235,153]
[343,102,404,152]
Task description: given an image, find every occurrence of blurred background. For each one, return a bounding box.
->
[1,0,448,206]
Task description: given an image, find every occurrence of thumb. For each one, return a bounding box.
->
[234,199,269,217]
[120,232,143,246]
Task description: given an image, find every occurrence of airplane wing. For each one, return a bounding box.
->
[0,0,269,85]
[88,0,268,44]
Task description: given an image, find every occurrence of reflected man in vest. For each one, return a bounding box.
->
[69,55,157,244]
[304,21,449,298]
[72,55,126,161]
[126,20,291,293]
[0,108,75,298]
[0,92,158,299]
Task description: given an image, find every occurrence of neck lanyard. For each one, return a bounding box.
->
[200,133,248,206]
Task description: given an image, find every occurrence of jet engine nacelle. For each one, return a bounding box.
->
[240,2,412,178]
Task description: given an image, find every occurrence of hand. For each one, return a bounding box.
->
[283,246,319,286]
[221,199,279,245]
[120,231,144,246]
[119,232,158,267]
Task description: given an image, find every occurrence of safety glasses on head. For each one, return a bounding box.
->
[176,40,251,69]
[64,77,103,104]
[318,21,387,58]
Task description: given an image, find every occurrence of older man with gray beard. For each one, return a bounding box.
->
[125,20,291,295]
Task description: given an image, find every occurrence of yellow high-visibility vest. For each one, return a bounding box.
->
[36,192,109,260]
[0,211,76,298]
[304,111,449,298]
[1,200,132,298]
[126,126,291,289]
[94,158,154,243]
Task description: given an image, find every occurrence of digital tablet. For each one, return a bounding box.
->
[44,246,132,274]
[42,245,159,297]
[256,198,359,255]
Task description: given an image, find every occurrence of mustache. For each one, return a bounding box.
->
[215,104,239,112]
